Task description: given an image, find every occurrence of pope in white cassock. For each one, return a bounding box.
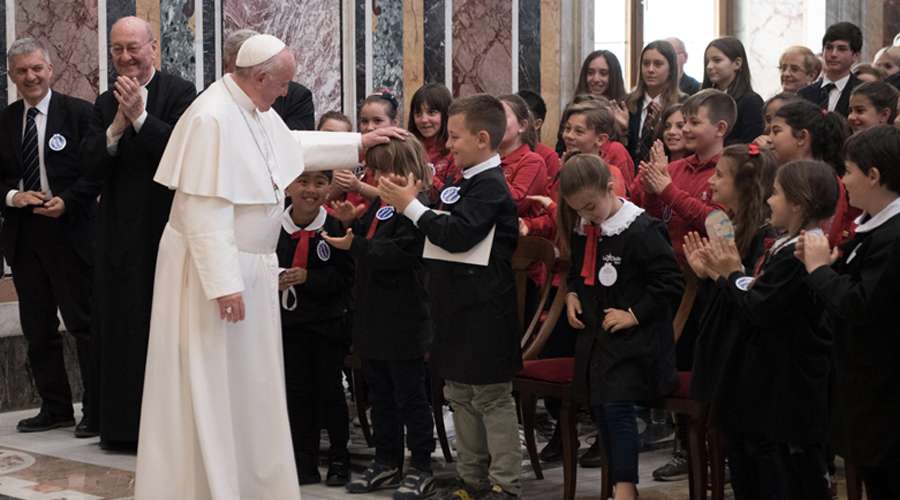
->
[133,34,403,499]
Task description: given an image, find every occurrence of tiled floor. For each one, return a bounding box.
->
[0,405,851,499]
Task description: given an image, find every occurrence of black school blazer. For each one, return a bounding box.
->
[806,212,900,466]
[417,167,521,384]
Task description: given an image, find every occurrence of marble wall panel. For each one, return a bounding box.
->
[1,0,6,105]
[203,0,216,87]
[373,0,404,103]
[540,0,560,145]
[17,0,100,101]
[135,0,162,69]
[452,0,512,96]
[224,0,343,118]
[734,0,806,99]
[160,0,197,86]
[886,0,900,47]
[519,0,540,93]
[356,0,365,111]
[423,0,445,86]
[0,333,83,412]
[403,0,424,118]
[106,0,137,87]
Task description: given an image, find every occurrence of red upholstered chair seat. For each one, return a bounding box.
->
[671,371,693,399]
[517,357,575,384]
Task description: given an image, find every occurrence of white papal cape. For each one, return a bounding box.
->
[134,74,360,500]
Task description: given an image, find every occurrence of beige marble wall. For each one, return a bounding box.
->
[403,0,425,120]
[540,0,561,146]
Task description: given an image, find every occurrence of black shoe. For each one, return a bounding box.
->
[653,451,688,481]
[326,460,350,487]
[393,467,435,499]
[346,460,400,493]
[16,412,75,433]
[74,417,99,438]
[578,438,606,468]
[432,477,483,500]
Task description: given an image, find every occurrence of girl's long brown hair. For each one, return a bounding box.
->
[556,154,613,259]
[625,40,683,114]
[718,144,777,255]
[776,160,839,235]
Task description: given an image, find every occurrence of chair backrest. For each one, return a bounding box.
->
[511,236,559,355]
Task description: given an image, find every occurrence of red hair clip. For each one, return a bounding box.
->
[747,143,760,157]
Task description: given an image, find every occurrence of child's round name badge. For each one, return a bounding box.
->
[440,186,461,205]
[316,240,331,261]
[598,263,618,287]
[735,276,755,291]
[376,205,395,221]
[48,134,67,152]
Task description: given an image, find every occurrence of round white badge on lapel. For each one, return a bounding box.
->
[440,186,461,205]
[735,276,755,291]
[376,206,395,221]
[48,134,67,152]
[316,240,331,261]
[598,263,618,287]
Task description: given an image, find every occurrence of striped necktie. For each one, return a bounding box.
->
[21,107,41,192]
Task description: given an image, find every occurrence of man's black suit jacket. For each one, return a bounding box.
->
[0,91,100,266]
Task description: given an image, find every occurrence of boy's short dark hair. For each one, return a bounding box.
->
[823,22,863,54]
[844,125,900,194]
[517,89,547,122]
[682,89,737,136]
[297,169,332,182]
[447,94,507,150]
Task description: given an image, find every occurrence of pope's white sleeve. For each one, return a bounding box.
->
[178,193,244,300]
[293,131,362,171]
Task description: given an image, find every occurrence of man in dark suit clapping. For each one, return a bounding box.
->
[798,22,863,117]
[0,38,100,437]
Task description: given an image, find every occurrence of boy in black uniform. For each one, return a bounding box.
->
[380,94,522,500]
[798,125,900,500]
[277,170,353,487]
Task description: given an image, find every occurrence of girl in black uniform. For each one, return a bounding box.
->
[691,160,839,499]
[559,154,683,500]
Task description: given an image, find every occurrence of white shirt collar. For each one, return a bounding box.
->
[24,89,52,116]
[642,94,661,109]
[463,154,501,179]
[822,73,851,92]
[771,227,823,255]
[577,199,645,237]
[282,205,327,234]
[223,74,257,112]
[140,68,156,88]
[854,197,900,234]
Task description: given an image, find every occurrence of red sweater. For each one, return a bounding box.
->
[827,178,860,247]
[501,143,549,217]
[521,163,627,240]
[535,142,561,185]
[600,140,636,190]
[630,153,722,260]
[424,137,460,202]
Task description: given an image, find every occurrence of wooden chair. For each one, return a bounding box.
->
[344,353,373,447]
[429,236,564,464]
[846,463,863,500]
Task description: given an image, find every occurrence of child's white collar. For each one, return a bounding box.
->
[854,197,900,234]
[282,205,327,234]
[577,199,644,236]
[771,227,822,255]
[463,154,501,179]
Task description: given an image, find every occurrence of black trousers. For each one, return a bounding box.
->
[860,462,900,500]
[11,213,94,420]
[283,329,350,472]
[363,357,435,471]
[727,435,830,500]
